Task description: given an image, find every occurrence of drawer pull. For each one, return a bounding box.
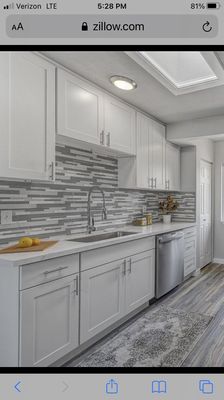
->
[73,276,79,296]
[44,266,69,276]
[185,262,194,269]
[122,259,127,276]
[185,245,193,251]
[128,258,132,274]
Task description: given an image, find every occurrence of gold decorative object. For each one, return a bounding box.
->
[159,195,179,215]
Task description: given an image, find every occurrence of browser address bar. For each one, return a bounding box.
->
[7,14,218,38]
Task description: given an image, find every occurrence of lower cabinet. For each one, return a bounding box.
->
[20,274,79,367]
[80,259,125,343]
[80,249,155,344]
[184,227,197,277]
[125,250,155,314]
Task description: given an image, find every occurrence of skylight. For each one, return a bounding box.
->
[125,51,224,95]
[139,52,217,88]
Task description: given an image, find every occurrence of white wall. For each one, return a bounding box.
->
[167,115,224,142]
[214,141,224,262]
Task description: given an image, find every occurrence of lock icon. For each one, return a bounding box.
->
[82,22,88,31]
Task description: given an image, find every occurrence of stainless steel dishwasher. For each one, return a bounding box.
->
[156,231,184,298]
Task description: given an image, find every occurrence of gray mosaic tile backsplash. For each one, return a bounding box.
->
[0,142,196,245]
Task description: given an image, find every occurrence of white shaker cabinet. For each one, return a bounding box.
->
[57,69,136,155]
[80,259,125,343]
[136,112,151,188]
[119,112,165,190]
[136,113,166,190]
[125,250,155,314]
[165,142,181,191]
[20,274,79,367]
[0,52,55,181]
[184,227,197,277]
[149,119,166,190]
[80,238,155,344]
[104,96,136,154]
[57,69,104,146]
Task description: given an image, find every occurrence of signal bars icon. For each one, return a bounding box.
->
[4,3,14,9]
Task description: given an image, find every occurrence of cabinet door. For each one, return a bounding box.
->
[136,113,150,188]
[125,250,155,314]
[80,260,125,343]
[104,96,136,155]
[0,52,55,181]
[57,69,104,145]
[20,274,79,367]
[151,120,165,190]
[165,142,180,191]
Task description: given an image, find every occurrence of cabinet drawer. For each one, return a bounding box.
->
[184,237,196,257]
[81,237,155,271]
[184,227,196,241]
[20,254,79,290]
[184,255,196,276]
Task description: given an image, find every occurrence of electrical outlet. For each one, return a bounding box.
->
[142,205,147,214]
[1,210,12,225]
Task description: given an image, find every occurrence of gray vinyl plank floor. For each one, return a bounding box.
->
[66,263,224,367]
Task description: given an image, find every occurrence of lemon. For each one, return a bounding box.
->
[19,237,33,248]
[32,238,41,246]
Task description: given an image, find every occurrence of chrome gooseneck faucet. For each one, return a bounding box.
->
[87,186,107,233]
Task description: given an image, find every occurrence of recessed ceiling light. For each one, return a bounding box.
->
[110,75,137,91]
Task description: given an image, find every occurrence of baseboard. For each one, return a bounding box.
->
[213,258,224,264]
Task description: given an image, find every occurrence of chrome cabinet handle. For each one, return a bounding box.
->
[100,130,105,145]
[49,161,55,180]
[149,178,153,188]
[122,259,127,275]
[128,258,132,274]
[107,132,111,146]
[73,275,79,295]
[165,180,170,190]
[44,266,69,276]
[154,178,157,188]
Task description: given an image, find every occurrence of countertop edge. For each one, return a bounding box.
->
[0,222,197,268]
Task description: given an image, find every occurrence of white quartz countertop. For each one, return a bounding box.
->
[0,222,196,267]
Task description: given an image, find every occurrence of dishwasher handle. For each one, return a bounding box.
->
[158,232,184,244]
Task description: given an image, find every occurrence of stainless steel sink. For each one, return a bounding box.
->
[69,231,137,243]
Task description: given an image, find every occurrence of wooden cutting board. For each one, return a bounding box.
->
[0,240,58,254]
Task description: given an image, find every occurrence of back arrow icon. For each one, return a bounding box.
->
[14,381,21,393]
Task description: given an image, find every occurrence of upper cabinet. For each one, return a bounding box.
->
[0,52,55,181]
[149,119,166,190]
[165,142,180,191]
[119,112,165,190]
[104,96,135,154]
[57,69,104,146]
[57,69,136,155]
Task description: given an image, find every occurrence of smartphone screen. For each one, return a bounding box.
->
[0,0,223,44]
[0,0,223,398]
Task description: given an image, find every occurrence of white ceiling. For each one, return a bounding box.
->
[42,51,224,124]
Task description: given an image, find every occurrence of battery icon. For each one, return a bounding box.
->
[207,2,220,8]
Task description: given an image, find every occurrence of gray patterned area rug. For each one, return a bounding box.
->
[77,306,211,367]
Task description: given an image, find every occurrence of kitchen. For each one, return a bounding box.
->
[0,51,223,367]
